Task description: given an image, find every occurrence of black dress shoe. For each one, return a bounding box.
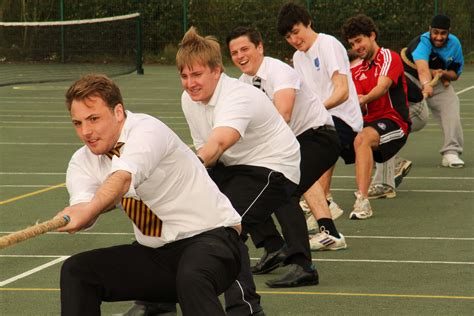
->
[251,245,288,275]
[112,301,177,316]
[265,264,319,288]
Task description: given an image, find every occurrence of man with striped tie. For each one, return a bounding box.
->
[341,14,411,219]
[56,74,243,316]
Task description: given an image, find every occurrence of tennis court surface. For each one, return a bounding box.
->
[1,65,473,315]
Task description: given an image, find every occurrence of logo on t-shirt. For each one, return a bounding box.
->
[360,73,367,80]
[314,57,320,70]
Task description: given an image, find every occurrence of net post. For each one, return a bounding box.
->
[60,0,65,63]
[136,13,144,75]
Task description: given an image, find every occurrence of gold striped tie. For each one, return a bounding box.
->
[106,142,162,237]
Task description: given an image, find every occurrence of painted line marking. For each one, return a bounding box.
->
[0,256,69,287]
[0,183,65,205]
[1,173,472,180]
[0,287,472,300]
[257,291,474,300]
[457,86,474,95]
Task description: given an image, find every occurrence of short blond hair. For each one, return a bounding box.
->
[176,26,224,73]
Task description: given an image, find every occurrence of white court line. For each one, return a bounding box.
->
[332,175,474,180]
[1,231,471,241]
[310,258,474,265]
[1,185,472,194]
[332,188,473,193]
[0,173,472,180]
[0,256,69,287]
[457,86,474,95]
[246,257,474,265]
[0,172,66,175]
[0,142,82,146]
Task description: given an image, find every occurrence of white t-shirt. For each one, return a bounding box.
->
[66,111,241,248]
[292,33,363,132]
[181,73,301,184]
[239,56,333,136]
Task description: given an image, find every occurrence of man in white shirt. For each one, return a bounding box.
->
[177,27,318,312]
[56,74,243,316]
[277,2,363,218]
[226,26,346,255]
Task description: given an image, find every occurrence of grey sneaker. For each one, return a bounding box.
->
[368,184,396,199]
[300,198,311,215]
[328,198,344,220]
[350,196,373,220]
[306,215,318,235]
[394,158,412,187]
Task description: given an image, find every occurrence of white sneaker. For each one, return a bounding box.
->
[441,153,464,168]
[306,215,318,235]
[300,199,311,215]
[350,196,373,220]
[328,199,344,220]
[309,228,347,251]
[368,184,396,199]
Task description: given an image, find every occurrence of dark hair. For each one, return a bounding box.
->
[65,74,124,112]
[341,14,379,42]
[277,2,312,36]
[226,26,263,47]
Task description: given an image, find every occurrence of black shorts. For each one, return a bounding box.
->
[365,118,408,163]
[332,115,358,164]
[296,125,341,193]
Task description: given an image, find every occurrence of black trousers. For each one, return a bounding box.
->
[250,127,341,263]
[209,164,297,315]
[60,227,241,316]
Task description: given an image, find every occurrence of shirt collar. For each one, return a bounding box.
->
[254,57,268,81]
[199,73,225,108]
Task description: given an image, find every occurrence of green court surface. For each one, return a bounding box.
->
[0,65,473,315]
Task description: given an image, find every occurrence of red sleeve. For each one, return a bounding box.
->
[380,49,403,86]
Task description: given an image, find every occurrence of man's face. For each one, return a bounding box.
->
[70,95,125,156]
[429,27,449,47]
[228,35,264,76]
[347,33,377,61]
[284,22,314,52]
[180,63,221,103]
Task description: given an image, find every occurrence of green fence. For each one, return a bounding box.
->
[1,0,472,64]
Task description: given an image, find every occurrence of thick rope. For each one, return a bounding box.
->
[0,215,70,249]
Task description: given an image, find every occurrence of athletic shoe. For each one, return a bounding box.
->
[441,153,464,168]
[299,199,311,215]
[394,158,412,188]
[350,196,373,220]
[306,215,318,235]
[328,199,344,220]
[368,184,396,199]
[309,228,347,251]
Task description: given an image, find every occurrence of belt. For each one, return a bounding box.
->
[315,125,336,132]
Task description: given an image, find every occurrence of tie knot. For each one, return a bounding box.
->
[105,142,124,159]
[252,76,262,89]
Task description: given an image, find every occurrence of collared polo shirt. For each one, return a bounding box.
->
[239,56,333,136]
[181,73,301,184]
[66,111,241,248]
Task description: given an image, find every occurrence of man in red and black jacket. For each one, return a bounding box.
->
[341,14,410,220]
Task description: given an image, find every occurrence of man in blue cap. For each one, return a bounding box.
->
[401,14,465,168]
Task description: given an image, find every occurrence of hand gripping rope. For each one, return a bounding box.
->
[0,215,70,249]
[400,47,442,99]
